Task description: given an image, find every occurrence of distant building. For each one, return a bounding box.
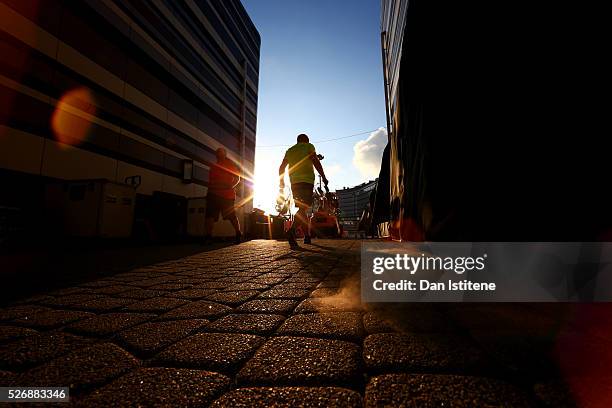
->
[0,0,259,238]
[336,179,377,236]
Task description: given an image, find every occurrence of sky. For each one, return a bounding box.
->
[241,0,388,213]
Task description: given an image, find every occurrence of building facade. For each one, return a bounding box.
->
[336,179,377,237]
[0,0,259,237]
[380,0,407,139]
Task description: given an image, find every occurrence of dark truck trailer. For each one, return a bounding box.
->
[378,0,610,242]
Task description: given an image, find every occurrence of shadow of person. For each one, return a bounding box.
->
[309,243,336,251]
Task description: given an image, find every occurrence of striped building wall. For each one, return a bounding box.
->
[0,0,259,231]
[380,0,407,134]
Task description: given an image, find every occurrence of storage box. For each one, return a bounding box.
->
[45,179,136,238]
[187,197,206,237]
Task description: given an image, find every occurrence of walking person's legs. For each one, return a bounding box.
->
[287,183,314,247]
[221,200,242,244]
[227,213,242,244]
[203,194,221,244]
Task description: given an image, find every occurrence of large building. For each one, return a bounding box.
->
[0,0,259,238]
[378,0,610,241]
[336,179,377,237]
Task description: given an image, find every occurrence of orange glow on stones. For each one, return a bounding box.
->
[51,87,96,147]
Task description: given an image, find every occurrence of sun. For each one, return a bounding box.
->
[253,150,290,215]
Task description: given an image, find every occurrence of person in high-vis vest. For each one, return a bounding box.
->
[278,133,328,248]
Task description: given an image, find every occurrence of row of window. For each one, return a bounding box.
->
[109,1,247,119]
[3,0,257,130]
[194,0,260,74]
[1,84,213,184]
[0,33,245,171]
[114,1,259,131]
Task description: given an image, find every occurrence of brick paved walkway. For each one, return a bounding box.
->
[0,240,575,406]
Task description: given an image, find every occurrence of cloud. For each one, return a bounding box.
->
[352,127,387,178]
[325,162,342,178]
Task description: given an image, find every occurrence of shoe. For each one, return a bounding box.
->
[234,232,242,244]
[304,235,311,245]
[286,229,299,248]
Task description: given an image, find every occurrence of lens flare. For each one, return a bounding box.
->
[51,87,96,147]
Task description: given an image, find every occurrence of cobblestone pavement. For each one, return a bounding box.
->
[0,240,578,406]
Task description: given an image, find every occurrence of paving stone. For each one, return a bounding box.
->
[178,278,216,286]
[364,374,535,407]
[363,333,490,374]
[295,298,363,314]
[13,295,57,306]
[122,297,189,313]
[107,274,153,283]
[41,294,104,308]
[115,319,207,356]
[318,280,341,289]
[251,277,287,285]
[229,272,262,278]
[193,282,230,290]
[225,283,270,291]
[114,289,171,300]
[78,297,136,312]
[147,283,194,291]
[277,313,364,342]
[157,301,232,320]
[79,368,230,407]
[11,310,94,330]
[237,336,361,386]
[311,288,340,298]
[0,332,93,370]
[0,326,38,343]
[176,272,221,280]
[0,305,53,321]
[206,314,285,335]
[166,288,218,300]
[124,276,181,288]
[211,387,363,407]
[48,287,91,296]
[362,312,397,334]
[153,333,264,372]
[237,300,298,315]
[258,288,311,300]
[205,290,260,306]
[66,313,156,337]
[14,343,139,393]
[79,280,117,288]
[217,277,250,284]
[274,282,319,290]
[284,278,322,285]
[89,285,135,295]
[258,273,292,279]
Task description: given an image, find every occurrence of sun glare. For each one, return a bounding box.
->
[253,150,289,215]
[51,87,96,147]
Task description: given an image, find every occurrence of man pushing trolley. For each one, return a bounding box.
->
[278,133,328,248]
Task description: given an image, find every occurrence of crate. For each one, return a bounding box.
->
[187,197,206,237]
[45,179,135,238]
